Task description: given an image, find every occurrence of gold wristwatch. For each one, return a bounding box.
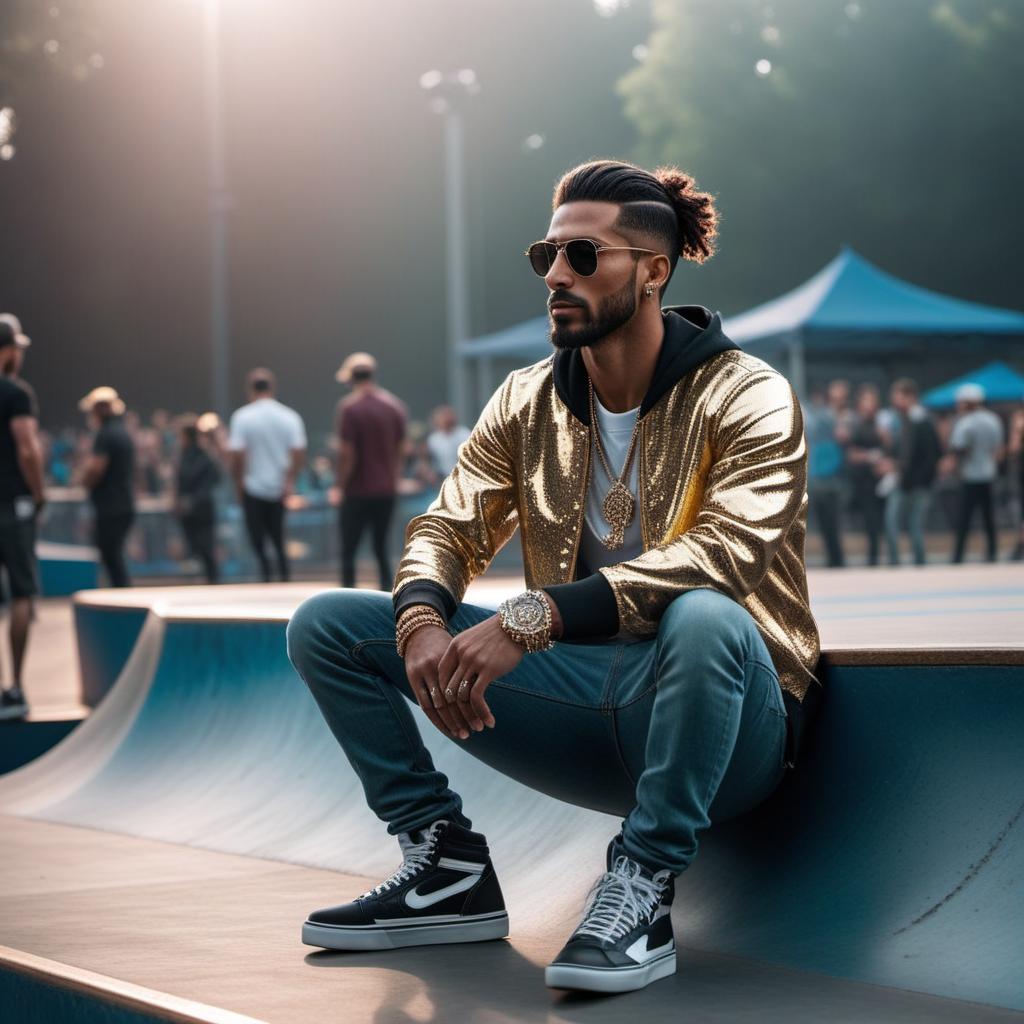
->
[497,589,556,653]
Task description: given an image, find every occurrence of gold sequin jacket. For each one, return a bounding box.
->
[393,307,823,766]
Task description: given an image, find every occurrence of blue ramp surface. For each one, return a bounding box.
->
[1,595,1021,1012]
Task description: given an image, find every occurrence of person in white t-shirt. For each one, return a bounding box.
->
[949,382,1005,563]
[425,405,470,478]
[228,368,307,582]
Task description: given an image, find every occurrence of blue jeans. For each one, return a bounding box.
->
[286,586,788,875]
[885,486,931,566]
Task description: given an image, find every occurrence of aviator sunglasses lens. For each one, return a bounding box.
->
[564,239,599,276]
[527,242,555,276]
[527,239,600,277]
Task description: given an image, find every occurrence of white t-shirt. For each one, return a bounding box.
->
[579,393,644,576]
[228,398,307,500]
[950,408,1004,483]
[427,426,471,477]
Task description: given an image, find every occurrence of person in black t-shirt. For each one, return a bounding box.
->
[0,314,45,720]
[846,383,887,566]
[174,417,222,583]
[78,387,135,588]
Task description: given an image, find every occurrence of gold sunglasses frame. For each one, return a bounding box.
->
[524,238,660,277]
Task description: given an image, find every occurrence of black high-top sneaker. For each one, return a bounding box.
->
[545,833,676,994]
[302,819,508,951]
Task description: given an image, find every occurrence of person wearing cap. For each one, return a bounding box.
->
[0,314,44,720]
[227,369,307,582]
[78,386,136,588]
[949,382,1005,563]
[334,352,408,590]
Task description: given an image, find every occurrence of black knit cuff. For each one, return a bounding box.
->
[541,572,620,642]
[393,580,457,626]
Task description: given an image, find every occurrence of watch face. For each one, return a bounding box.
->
[508,594,545,632]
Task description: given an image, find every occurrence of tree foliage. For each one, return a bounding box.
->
[619,1,1023,312]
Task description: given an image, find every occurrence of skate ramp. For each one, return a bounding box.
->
[2,572,1023,1011]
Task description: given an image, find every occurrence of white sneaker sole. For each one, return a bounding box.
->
[545,948,676,993]
[302,910,509,951]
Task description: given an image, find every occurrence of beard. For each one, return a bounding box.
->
[548,268,638,351]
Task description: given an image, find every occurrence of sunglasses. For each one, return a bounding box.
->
[524,238,659,278]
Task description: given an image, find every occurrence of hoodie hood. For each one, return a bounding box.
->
[551,304,739,425]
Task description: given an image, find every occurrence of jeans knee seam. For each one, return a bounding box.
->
[615,682,658,710]
[609,708,641,788]
[600,645,626,711]
[351,638,400,668]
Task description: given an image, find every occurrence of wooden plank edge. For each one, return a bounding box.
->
[0,945,266,1024]
[820,647,1024,667]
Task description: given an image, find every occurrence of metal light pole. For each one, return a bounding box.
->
[203,0,232,418]
[420,69,480,425]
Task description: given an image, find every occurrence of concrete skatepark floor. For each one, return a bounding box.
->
[2,816,1022,1024]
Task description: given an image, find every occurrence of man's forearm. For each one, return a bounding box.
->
[337,452,354,489]
[16,443,45,503]
[285,449,305,492]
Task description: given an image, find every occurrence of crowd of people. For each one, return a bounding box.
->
[803,377,1024,567]
[36,363,470,590]
[2,302,1024,720]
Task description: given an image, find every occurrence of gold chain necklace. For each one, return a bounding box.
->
[588,375,641,550]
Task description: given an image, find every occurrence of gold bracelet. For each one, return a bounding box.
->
[396,610,444,638]
[396,611,445,643]
[396,607,447,658]
[397,604,444,628]
[397,622,447,659]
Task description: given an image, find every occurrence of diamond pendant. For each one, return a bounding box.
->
[601,481,635,550]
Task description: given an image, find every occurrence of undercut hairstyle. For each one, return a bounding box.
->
[553,159,719,290]
[248,367,275,394]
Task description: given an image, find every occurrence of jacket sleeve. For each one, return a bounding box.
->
[392,372,520,625]
[546,368,807,639]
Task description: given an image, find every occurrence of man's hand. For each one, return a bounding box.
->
[436,615,528,733]
[403,625,481,740]
[402,594,561,740]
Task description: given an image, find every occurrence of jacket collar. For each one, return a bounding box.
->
[551,305,739,425]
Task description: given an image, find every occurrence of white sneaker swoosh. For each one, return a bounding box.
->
[625,933,675,964]
[404,873,479,910]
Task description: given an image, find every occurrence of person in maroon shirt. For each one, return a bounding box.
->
[335,352,408,589]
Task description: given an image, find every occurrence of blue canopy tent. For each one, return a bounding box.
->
[457,316,551,409]
[458,247,1024,409]
[723,246,1024,396]
[921,361,1024,409]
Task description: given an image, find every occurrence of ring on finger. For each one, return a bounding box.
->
[444,686,455,704]
[429,685,440,704]
[458,679,471,701]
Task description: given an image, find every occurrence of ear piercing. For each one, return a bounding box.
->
[644,283,655,297]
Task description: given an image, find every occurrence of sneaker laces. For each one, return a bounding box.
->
[573,855,666,943]
[358,821,445,900]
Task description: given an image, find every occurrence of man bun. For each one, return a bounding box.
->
[653,166,719,264]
